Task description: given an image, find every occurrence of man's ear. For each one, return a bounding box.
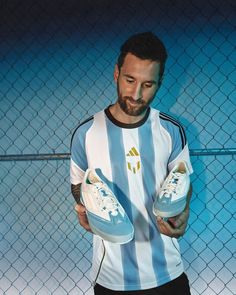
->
[114,64,119,82]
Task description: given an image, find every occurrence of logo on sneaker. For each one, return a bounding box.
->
[126,147,141,174]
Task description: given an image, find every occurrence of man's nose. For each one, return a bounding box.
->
[132,85,143,101]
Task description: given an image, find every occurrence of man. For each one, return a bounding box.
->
[70,32,193,294]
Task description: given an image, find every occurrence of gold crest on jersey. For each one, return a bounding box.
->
[126,147,141,174]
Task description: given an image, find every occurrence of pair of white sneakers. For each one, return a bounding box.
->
[79,161,190,244]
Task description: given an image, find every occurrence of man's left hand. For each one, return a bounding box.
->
[156,207,190,238]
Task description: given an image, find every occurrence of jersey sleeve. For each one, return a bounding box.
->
[168,142,193,175]
[70,117,93,185]
[168,124,193,174]
[160,112,193,174]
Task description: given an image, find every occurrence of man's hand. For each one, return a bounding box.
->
[71,183,92,232]
[156,207,189,238]
[157,183,192,238]
[74,203,92,232]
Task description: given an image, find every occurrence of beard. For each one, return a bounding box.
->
[117,85,155,117]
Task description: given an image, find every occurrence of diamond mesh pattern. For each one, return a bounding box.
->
[0,1,235,294]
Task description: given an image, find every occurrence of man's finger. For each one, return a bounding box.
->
[157,217,185,238]
[79,214,92,232]
[169,208,189,228]
[74,204,92,232]
[75,203,86,215]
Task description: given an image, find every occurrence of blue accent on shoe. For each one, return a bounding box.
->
[81,169,134,244]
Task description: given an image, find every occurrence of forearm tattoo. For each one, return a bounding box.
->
[71,184,81,204]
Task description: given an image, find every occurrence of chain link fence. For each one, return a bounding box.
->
[0,0,235,294]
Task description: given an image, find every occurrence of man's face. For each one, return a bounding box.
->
[114,53,161,117]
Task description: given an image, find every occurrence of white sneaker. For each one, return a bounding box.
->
[81,169,134,244]
[153,161,190,218]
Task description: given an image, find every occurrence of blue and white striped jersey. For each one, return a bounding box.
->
[70,106,193,291]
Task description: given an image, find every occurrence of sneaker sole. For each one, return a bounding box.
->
[81,193,134,244]
[88,217,134,244]
[153,197,187,218]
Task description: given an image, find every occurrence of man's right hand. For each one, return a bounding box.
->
[74,203,92,232]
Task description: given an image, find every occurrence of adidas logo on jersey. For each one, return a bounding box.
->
[126,147,141,174]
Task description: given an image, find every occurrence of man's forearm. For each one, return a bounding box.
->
[71,184,82,204]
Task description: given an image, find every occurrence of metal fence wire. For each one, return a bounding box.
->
[0,0,235,294]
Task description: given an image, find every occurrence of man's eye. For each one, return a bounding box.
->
[126,79,134,83]
[145,83,153,88]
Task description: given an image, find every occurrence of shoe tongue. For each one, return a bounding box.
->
[174,172,182,177]
[87,171,99,184]
[178,169,185,174]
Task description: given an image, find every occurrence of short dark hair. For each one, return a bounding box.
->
[117,32,168,78]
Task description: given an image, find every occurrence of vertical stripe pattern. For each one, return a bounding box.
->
[138,117,170,284]
[106,119,140,289]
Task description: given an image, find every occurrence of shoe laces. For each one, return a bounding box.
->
[162,172,184,195]
[94,184,119,216]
